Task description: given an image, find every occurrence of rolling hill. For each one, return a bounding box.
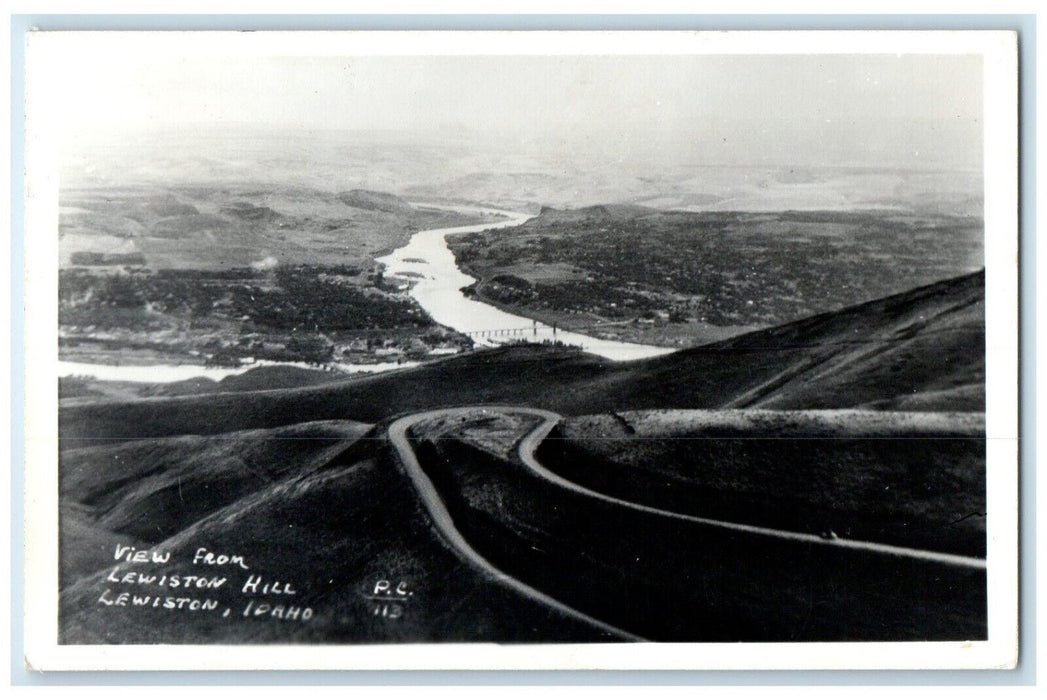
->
[59,419,618,643]
[337,189,416,214]
[528,203,658,225]
[60,184,489,270]
[539,409,986,557]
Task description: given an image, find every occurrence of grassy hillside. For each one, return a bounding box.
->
[59,270,984,447]
[410,412,985,641]
[539,409,985,556]
[59,403,987,643]
[60,365,350,405]
[613,267,985,411]
[60,420,371,586]
[59,421,619,643]
[337,189,416,214]
[60,184,487,270]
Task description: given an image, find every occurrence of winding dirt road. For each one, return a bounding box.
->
[517,409,987,570]
[387,408,644,642]
[388,405,986,639]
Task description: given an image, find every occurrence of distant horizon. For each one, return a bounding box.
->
[43,50,983,173]
[64,123,985,175]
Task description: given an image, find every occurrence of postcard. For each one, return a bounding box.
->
[21,29,1019,670]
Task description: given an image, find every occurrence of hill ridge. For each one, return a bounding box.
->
[337,189,414,214]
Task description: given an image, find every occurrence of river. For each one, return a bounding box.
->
[377,203,675,361]
[60,203,672,384]
[58,359,419,383]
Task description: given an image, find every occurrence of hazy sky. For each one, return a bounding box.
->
[52,52,982,170]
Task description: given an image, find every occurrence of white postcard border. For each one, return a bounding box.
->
[22,29,1020,672]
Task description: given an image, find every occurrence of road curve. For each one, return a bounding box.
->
[388,405,985,641]
[387,408,645,642]
[516,409,987,571]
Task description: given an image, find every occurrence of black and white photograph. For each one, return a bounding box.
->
[21,29,1019,671]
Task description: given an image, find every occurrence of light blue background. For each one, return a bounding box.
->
[9,12,1036,687]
